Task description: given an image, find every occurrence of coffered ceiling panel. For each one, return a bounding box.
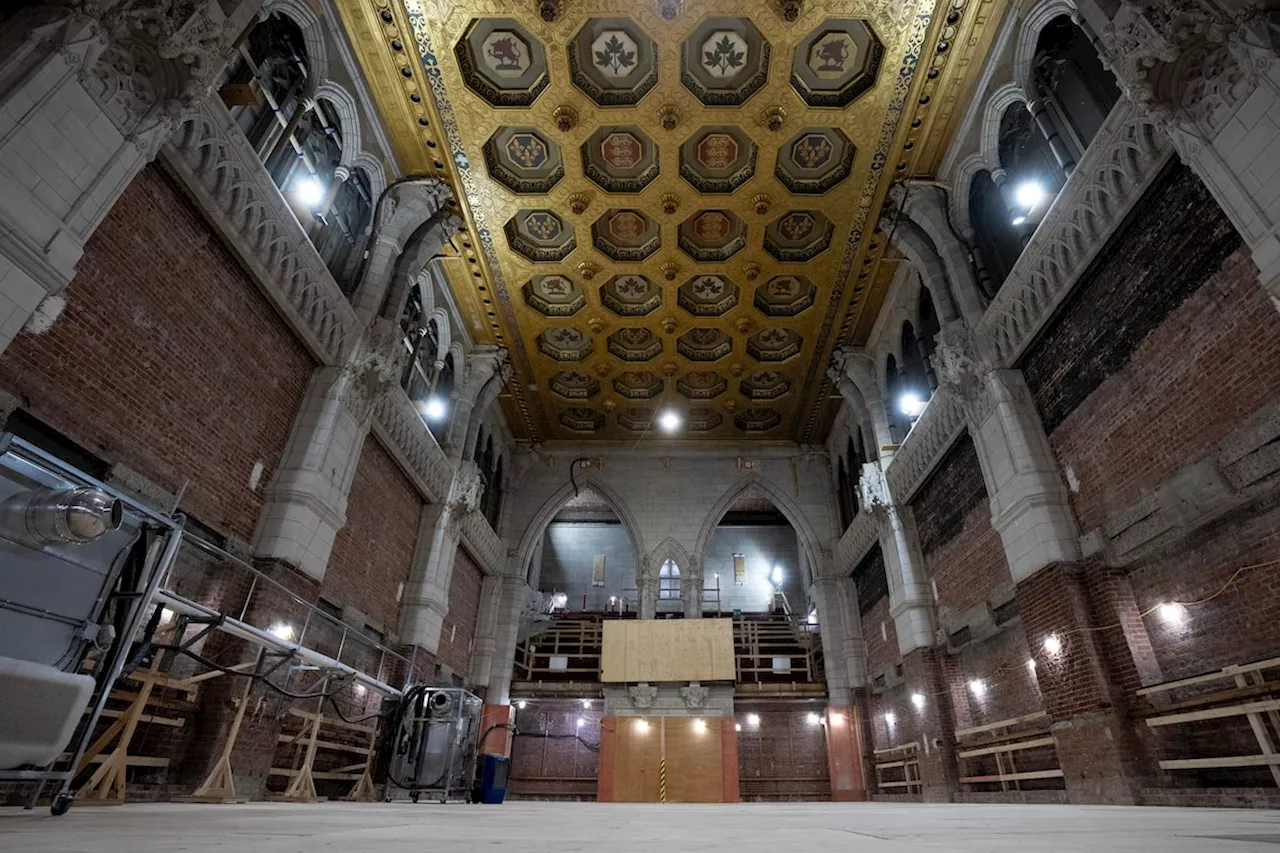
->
[372,0,990,442]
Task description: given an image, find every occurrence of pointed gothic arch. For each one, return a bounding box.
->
[514,476,647,586]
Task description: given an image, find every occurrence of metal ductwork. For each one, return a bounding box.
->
[0,486,123,545]
[429,690,454,716]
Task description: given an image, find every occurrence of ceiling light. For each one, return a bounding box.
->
[969,679,987,698]
[268,622,295,642]
[423,396,447,421]
[911,692,926,710]
[1043,634,1063,656]
[899,392,927,417]
[516,699,528,710]
[747,713,760,728]
[659,410,681,433]
[1014,180,1045,209]
[582,699,592,708]
[1157,602,1187,625]
[294,176,326,208]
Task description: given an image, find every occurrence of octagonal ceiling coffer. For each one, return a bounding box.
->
[740,370,792,400]
[734,407,783,432]
[506,211,576,262]
[790,19,885,108]
[613,370,664,399]
[582,126,659,193]
[754,275,815,317]
[455,19,551,107]
[568,18,659,107]
[687,407,725,431]
[607,327,663,362]
[678,210,747,262]
[560,407,606,432]
[677,275,740,317]
[617,407,654,431]
[550,370,601,400]
[600,274,662,317]
[483,127,564,194]
[592,209,661,261]
[678,126,758,194]
[746,328,803,362]
[677,370,727,399]
[775,127,856,194]
[677,327,732,362]
[522,274,585,317]
[763,210,834,262]
[538,326,594,362]
[681,17,771,107]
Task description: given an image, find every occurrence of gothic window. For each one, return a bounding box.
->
[659,559,681,599]
[917,288,941,391]
[837,458,853,531]
[968,170,1022,296]
[884,354,903,443]
[221,13,311,171]
[320,169,373,294]
[1032,16,1120,157]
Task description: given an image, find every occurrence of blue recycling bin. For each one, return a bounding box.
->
[479,753,509,804]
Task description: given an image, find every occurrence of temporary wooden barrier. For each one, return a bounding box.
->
[955,712,1063,790]
[267,706,380,802]
[174,660,258,804]
[601,619,739,683]
[873,742,921,794]
[1140,656,1280,786]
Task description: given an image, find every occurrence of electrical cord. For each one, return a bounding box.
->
[513,731,600,752]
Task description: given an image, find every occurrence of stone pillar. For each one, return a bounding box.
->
[896,183,988,329]
[682,558,703,619]
[825,705,870,801]
[484,576,529,705]
[967,369,1080,582]
[400,459,485,650]
[1027,97,1076,177]
[861,463,937,655]
[444,346,507,458]
[0,0,260,354]
[1015,562,1152,804]
[254,320,402,581]
[901,648,961,802]
[637,574,658,620]
[828,352,896,462]
[810,576,852,705]
[1100,3,1280,306]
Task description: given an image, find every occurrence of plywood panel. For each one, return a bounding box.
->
[601,619,735,682]
[611,717,662,803]
[665,718,726,803]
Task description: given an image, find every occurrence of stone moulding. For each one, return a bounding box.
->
[884,386,967,504]
[372,388,453,505]
[835,509,878,572]
[978,102,1173,367]
[459,502,505,575]
[160,98,362,366]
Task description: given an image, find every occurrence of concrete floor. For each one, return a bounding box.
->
[3,801,1280,851]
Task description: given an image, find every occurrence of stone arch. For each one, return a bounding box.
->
[646,537,696,580]
[1013,0,1080,97]
[427,307,450,366]
[352,152,387,202]
[314,80,361,167]
[514,476,648,587]
[951,151,987,237]
[693,474,823,589]
[262,0,329,98]
[982,82,1029,172]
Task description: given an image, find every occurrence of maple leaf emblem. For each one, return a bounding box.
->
[594,33,637,76]
[704,34,746,76]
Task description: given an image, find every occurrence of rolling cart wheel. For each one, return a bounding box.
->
[50,795,72,817]
[410,791,420,804]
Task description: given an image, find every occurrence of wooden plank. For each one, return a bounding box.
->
[602,619,735,683]
[955,711,1049,740]
[1146,698,1280,727]
[1137,656,1280,696]
[287,708,375,735]
[268,769,362,781]
[276,735,371,755]
[873,741,919,756]
[1141,681,1280,715]
[960,769,1065,783]
[61,755,171,768]
[875,760,907,770]
[1159,755,1280,770]
[958,736,1057,760]
[877,780,920,788]
[95,707,185,729]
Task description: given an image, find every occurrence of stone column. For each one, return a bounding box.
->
[860,463,936,655]
[637,574,658,619]
[896,183,988,329]
[828,352,897,463]
[444,346,507,458]
[1027,97,1076,177]
[254,319,402,581]
[1099,3,1280,306]
[682,557,703,619]
[901,648,962,802]
[0,0,260,354]
[484,576,530,705]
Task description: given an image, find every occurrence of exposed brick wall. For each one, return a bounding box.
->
[436,546,483,677]
[954,625,1042,728]
[324,436,423,634]
[737,702,831,800]
[863,594,898,683]
[509,701,600,799]
[910,433,1011,627]
[0,164,313,541]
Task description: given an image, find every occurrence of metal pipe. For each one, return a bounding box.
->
[0,486,125,545]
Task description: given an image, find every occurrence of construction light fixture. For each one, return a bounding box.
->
[582,699,592,708]
[1011,215,1027,226]
[295,176,326,208]
[268,622,296,642]
[771,565,784,586]
[354,684,367,697]
[747,713,761,728]
[423,396,447,421]
[1157,602,1187,625]
[884,711,897,726]
[899,391,927,418]
[735,723,743,732]
[806,712,821,726]
[969,679,987,698]
[576,717,586,728]
[1043,634,1063,656]
[659,410,681,433]
[911,692,926,710]
[1027,659,1037,671]
[1014,180,1045,209]
[693,718,707,733]
[517,699,528,709]
[807,608,819,625]
[829,712,844,725]
[635,719,650,733]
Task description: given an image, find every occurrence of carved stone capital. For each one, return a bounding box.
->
[448,459,486,516]
[858,462,893,516]
[629,683,658,708]
[680,682,709,708]
[341,318,408,422]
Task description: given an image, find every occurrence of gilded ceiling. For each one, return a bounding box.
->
[337,0,1004,443]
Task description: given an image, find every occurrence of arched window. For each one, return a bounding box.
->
[222,13,310,158]
[885,354,903,443]
[486,457,504,529]
[837,458,853,531]
[1032,15,1120,156]
[659,559,681,599]
[320,169,372,294]
[918,288,941,391]
[968,170,1023,295]
[900,321,930,409]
